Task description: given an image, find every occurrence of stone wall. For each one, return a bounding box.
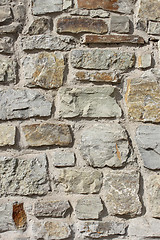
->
[0,0,160,239]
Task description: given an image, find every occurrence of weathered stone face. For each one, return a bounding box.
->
[34,200,71,218]
[80,123,130,168]
[48,150,75,167]
[148,21,160,35]
[57,17,108,34]
[146,175,160,218]
[21,35,76,51]
[71,49,135,70]
[75,196,103,219]
[0,56,17,83]
[75,71,119,83]
[32,0,72,15]
[110,15,130,33]
[21,123,72,147]
[23,52,65,89]
[0,203,15,232]
[27,18,51,35]
[76,219,127,238]
[0,5,12,23]
[13,203,27,229]
[0,125,16,146]
[0,22,20,34]
[138,53,152,69]
[104,170,142,216]
[125,78,160,122]
[0,37,13,54]
[57,86,121,118]
[0,89,52,120]
[0,154,49,196]
[136,125,160,170]
[59,168,103,194]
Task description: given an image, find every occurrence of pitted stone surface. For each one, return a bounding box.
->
[27,18,51,35]
[104,170,142,216]
[71,49,135,70]
[80,123,130,168]
[136,125,160,170]
[48,149,75,167]
[0,125,16,146]
[57,86,121,118]
[23,52,65,89]
[0,203,14,232]
[110,15,130,33]
[0,154,49,196]
[0,56,17,83]
[0,89,52,120]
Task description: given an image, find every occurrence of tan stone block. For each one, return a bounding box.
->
[0,125,16,146]
[75,71,119,83]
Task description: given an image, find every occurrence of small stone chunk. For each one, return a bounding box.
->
[13,203,27,229]
[71,49,135,71]
[136,125,160,170]
[0,154,49,196]
[59,168,103,194]
[48,150,75,167]
[0,203,15,232]
[138,53,152,69]
[75,71,119,83]
[77,219,127,238]
[0,89,52,120]
[110,15,130,33]
[57,17,108,34]
[0,5,12,23]
[21,35,76,51]
[13,4,26,23]
[104,170,142,216]
[57,86,121,118]
[148,21,160,35]
[27,18,51,35]
[23,52,65,89]
[0,56,17,83]
[22,123,72,147]
[34,200,71,218]
[0,125,16,146]
[0,22,21,34]
[0,37,13,54]
[90,9,110,18]
[75,196,103,219]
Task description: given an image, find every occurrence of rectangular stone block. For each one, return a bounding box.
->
[77,0,135,14]
[0,125,16,146]
[125,78,160,122]
[111,15,130,33]
[0,5,12,23]
[0,55,17,83]
[21,123,72,147]
[57,86,121,118]
[0,154,49,196]
[57,17,108,34]
[13,203,27,229]
[27,18,51,35]
[0,37,13,54]
[21,35,76,51]
[0,89,52,120]
[22,52,65,89]
[32,0,72,15]
[71,49,135,71]
[148,21,160,35]
[75,71,119,83]
[48,149,75,167]
[83,34,145,44]
[138,53,152,69]
[0,22,20,34]
[104,170,142,216]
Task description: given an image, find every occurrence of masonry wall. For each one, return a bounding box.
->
[0,0,160,239]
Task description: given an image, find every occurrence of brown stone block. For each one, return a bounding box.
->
[75,71,119,83]
[77,0,119,11]
[12,203,27,229]
[83,34,145,44]
[57,17,108,34]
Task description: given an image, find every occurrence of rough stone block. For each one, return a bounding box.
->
[57,86,121,118]
[125,78,160,122]
[75,196,103,220]
[0,125,16,146]
[22,123,72,147]
[32,0,72,15]
[76,219,127,238]
[21,35,76,51]
[48,150,75,167]
[90,9,110,18]
[71,49,135,70]
[22,52,65,89]
[0,5,12,23]
[80,123,130,168]
[27,18,51,35]
[13,203,27,229]
[34,200,71,218]
[110,15,130,33]
[0,22,21,34]
[75,71,119,83]
[0,203,15,232]
[138,53,152,69]
[59,168,103,194]
[0,56,17,83]
[57,17,108,34]
[104,170,142,216]
[148,21,160,35]
[0,37,13,54]
[0,89,52,120]
[0,154,49,196]
[136,125,160,170]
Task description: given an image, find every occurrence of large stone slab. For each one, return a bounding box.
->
[21,35,76,51]
[0,89,52,120]
[0,154,49,196]
[22,123,72,147]
[32,0,72,15]
[104,170,142,216]
[57,86,121,118]
[0,203,15,232]
[0,56,17,83]
[136,125,160,170]
[75,196,103,219]
[59,168,102,194]
[22,52,65,89]
[0,125,16,146]
[125,78,160,122]
[80,123,130,168]
[71,49,135,71]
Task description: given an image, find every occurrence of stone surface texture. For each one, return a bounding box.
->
[0,125,16,146]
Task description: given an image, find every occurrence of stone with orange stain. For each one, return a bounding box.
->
[21,123,72,147]
[80,123,130,168]
[75,71,119,83]
[13,203,27,229]
[22,52,65,89]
